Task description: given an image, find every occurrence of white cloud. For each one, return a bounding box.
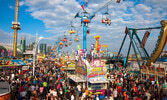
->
[135,4,151,13]
[0,29,13,43]
[9,5,14,9]
[19,1,24,6]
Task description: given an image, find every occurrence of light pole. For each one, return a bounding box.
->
[33,36,43,76]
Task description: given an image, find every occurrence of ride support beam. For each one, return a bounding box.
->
[125,31,133,67]
[128,27,161,31]
[129,31,141,68]
[83,22,87,58]
[116,33,127,64]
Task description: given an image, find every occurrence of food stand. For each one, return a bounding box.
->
[87,59,108,99]
[68,56,87,86]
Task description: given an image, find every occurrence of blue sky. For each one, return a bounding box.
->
[0,0,167,55]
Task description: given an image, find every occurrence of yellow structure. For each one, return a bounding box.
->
[11,0,21,57]
[148,20,167,64]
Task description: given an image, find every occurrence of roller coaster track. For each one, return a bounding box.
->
[148,20,167,64]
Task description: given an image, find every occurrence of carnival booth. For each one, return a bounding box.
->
[87,59,108,99]
[68,56,87,86]
[66,60,76,74]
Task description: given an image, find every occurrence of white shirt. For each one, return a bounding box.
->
[53,90,57,97]
[31,85,35,92]
[96,97,100,100]
[120,78,123,82]
[49,89,54,94]
[151,81,155,85]
[77,85,81,91]
[20,91,26,97]
[81,92,86,100]
[11,74,15,80]
[71,95,74,100]
[113,90,117,97]
[109,96,114,100]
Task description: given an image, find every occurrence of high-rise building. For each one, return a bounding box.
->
[22,37,26,52]
[43,44,47,55]
[40,43,43,53]
[40,43,47,55]
[18,37,26,52]
[47,45,52,55]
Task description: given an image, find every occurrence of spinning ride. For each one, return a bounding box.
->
[116,20,167,67]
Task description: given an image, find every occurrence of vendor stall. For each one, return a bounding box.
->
[87,59,108,99]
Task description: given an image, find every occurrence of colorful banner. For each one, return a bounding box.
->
[87,59,107,81]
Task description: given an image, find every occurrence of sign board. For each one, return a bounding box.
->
[87,59,107,82]
[101,44,108,48]
[22,66,29,70]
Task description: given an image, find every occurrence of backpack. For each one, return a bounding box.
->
[57,84,60,90]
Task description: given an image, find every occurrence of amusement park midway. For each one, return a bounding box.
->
[1,0,167,100]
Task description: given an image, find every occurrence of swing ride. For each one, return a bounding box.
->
[116,20,167,67]
[74,0,120,55]
[52,0,125,58]
[62,33,68,47]
[69,25,76,34]
[101,6,111,26]
[55,0,123,56]
[75,35,79,42]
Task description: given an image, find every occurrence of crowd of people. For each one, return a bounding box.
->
[0,60,77,100]
[106,69,167,100]
[0,60,167,100]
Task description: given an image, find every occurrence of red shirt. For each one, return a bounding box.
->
[136,98,141,100]
[25,77,28,81]
[117,86,122,93]
[19,86,25,92]
[134,86,137,92]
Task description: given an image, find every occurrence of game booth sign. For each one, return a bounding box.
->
[87,59,108,99]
